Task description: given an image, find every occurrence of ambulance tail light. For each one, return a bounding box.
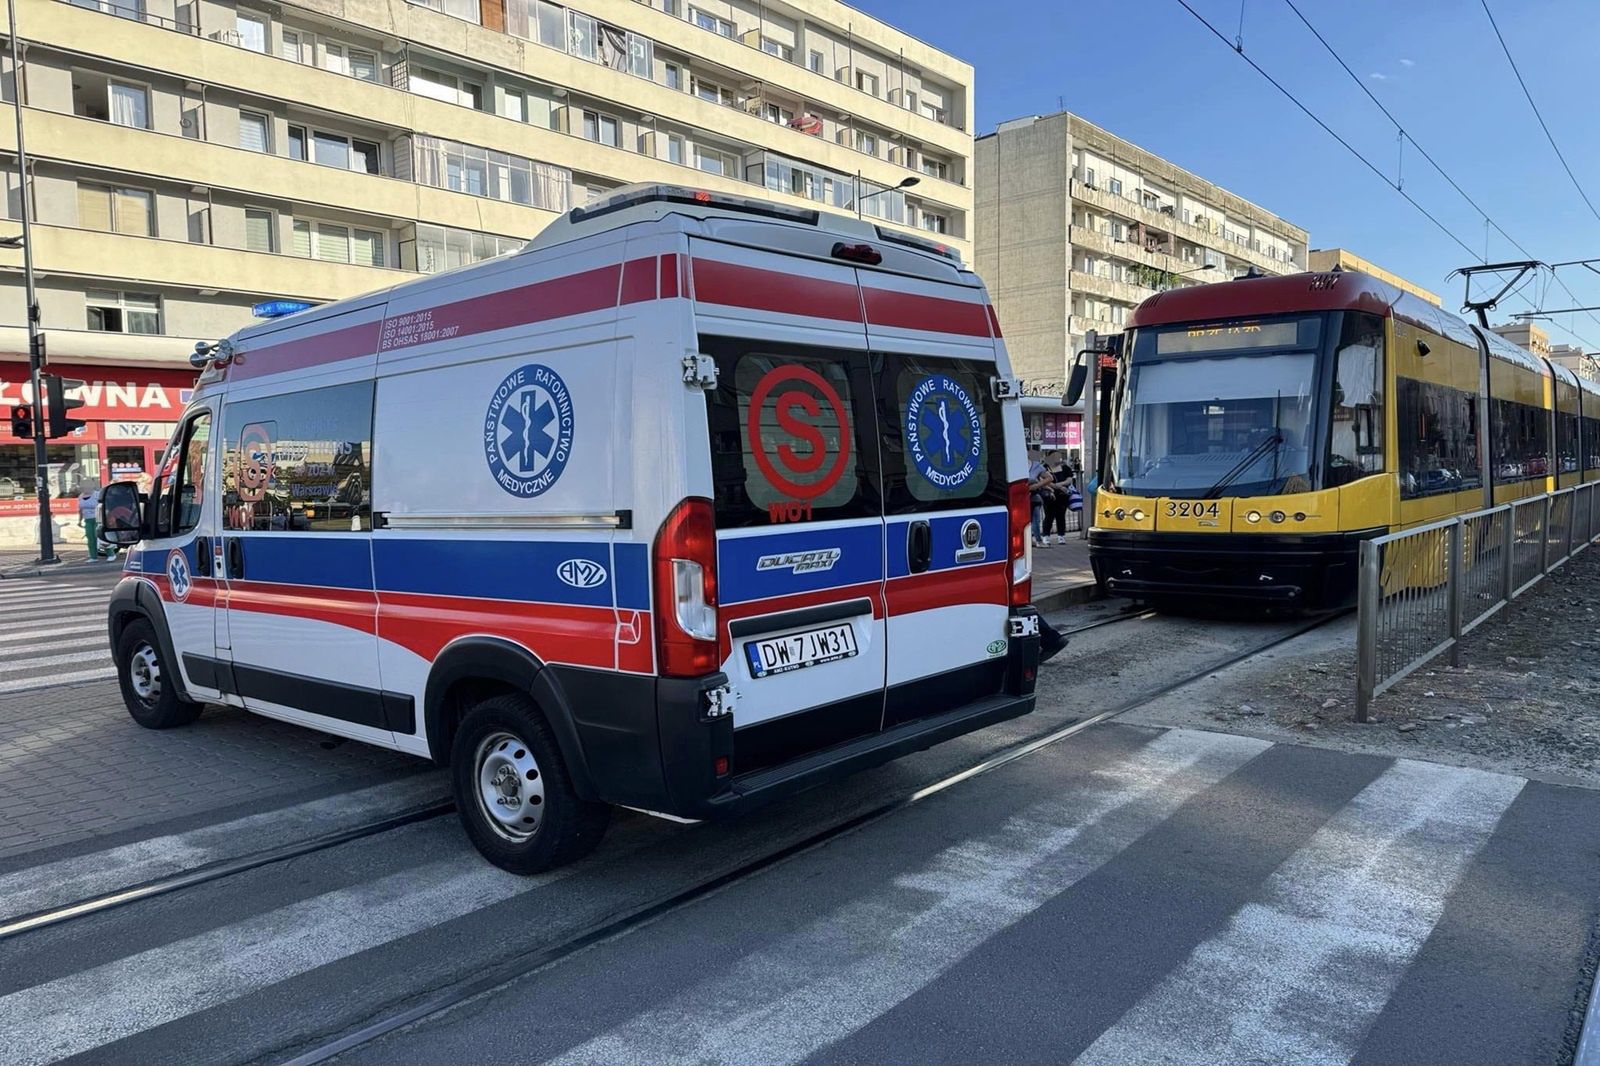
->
[1007,479,1033,607]
[654,497,721,677]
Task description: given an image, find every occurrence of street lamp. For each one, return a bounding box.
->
[852,174,919,219]
[1160,262,1216,290]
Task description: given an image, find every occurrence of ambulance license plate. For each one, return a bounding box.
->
[745,623,859,679]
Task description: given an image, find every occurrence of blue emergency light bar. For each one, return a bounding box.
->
[252,299,315,319]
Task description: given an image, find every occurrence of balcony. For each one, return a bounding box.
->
[1070,269,1152,307]
[1070,180,1299,276]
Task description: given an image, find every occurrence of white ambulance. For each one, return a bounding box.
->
[99,184,1042,873]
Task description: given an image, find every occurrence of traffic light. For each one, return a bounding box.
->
[44,374,86,439]
[8,404,32,439]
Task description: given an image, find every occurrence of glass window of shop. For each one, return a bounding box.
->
[0,443,101,500]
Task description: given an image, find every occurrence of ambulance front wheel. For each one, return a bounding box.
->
[451,692,611,875]
[115,618,203,730]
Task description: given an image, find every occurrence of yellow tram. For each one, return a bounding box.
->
[1089,269,1600,607]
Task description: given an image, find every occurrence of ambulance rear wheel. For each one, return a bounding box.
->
[451,693,610,875]
[116,618,203,730]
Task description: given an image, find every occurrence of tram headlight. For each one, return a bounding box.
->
[1131,508,1146,522]
[1245,510,1262,524]
[1114,508,1126,520]
[1269,510,1287,524]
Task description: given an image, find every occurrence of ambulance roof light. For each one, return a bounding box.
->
[568,184,820,227]
[252,299,316,318]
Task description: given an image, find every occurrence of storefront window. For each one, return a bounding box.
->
[0,443,100,499]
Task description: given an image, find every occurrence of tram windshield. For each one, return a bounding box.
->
[1110,315,1324,499]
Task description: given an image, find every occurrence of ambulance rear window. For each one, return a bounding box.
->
[703,336,878,528]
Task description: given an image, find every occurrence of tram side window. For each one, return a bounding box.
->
[1490,398,1550,482]
[1397,379,1478,499]
[1557,409,1580,474]
[221,382,374,532]
[1328,311,1385,486]
[1586,413,1600,471]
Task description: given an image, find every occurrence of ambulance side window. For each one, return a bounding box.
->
[162,412,211,537]
[703,335,878,528]
[221,381,374,533]
[878,356,1007,514]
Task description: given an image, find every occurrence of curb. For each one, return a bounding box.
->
[1,558,122,580]
[1035,579,1102,613]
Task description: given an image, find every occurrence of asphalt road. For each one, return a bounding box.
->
[0,593,1597,1065]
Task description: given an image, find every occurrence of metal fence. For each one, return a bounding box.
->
[1356,483,1599,720]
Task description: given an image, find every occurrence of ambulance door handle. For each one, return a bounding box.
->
[194,537,212,576]
[227,537,244,579]
[907,520,932,574]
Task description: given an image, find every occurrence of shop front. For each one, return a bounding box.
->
[1021,400,1084,469]
[0,360,194,549]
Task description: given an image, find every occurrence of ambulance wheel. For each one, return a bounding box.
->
[451,693,610,875]
[116,618,203,730]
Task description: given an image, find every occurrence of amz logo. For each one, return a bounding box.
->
[556,558,607,589]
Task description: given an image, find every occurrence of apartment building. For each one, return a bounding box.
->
[1307,248,1440,307]
[0,0,974,543]
[1490,321,1551,359]
[975,111,1308,390]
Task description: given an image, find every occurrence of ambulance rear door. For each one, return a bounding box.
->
[858,267,1015,728]
[690,236,887,776]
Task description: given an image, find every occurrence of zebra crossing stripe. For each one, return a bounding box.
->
[544,728,1274,1066]
[0,668,116,694]
[0,649,114,673]
[0,623,107,644]
[1073,759,1524,1066]
[0,819,668,1066]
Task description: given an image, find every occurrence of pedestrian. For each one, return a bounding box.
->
[1042,452,1072,544]
[1027,450,1053,548]
[78,480,103,560]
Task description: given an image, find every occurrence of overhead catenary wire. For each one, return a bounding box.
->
[1280,0,1600,350]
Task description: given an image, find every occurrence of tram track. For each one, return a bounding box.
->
[275,608,1348,1065]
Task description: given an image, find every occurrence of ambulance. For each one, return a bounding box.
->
[98,184,1042,873]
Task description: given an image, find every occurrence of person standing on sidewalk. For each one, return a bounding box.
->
[78,481,103,560]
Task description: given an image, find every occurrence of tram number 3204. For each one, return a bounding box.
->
[1166,501,1222,518]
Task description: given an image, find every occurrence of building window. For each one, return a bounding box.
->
[568,11,597,60]
[238,110,271,153]
[694,146,731,176]
[760,37,791,61]
[288,124,307,160]
[292,219,386,266]
[582,111,619,147]
[348,47,379,81]
[280,29,301,61]
[87,290,160,333]
[1107,177,1122,196]
[244,208,276,252]
[667,133,684,164]
[409,134,572,212]
[857,131,878,156]
[410,222,524,273]
[808,49,823,73]
[693,77,730,105]
[310,131,382,173]
[919,101,944,123]
[664,62,681,90]
[690,7,733,36]
[77,183,153,236]
[535,0,566,49]
[410,66,483,109]
[502,88,526,122]
[921,157,947,180]
[235,11,267,51]
[761,102,793,126]
[855,70,879,97]
[627,33,653,78]
[920,210,947,234]
[109,80,149,129]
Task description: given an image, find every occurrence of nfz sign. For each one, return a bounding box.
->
[556,558,607,589]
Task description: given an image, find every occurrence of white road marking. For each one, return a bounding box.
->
[0,649,114,673]
[0,819,668,1066]
[0,667,115,693]
[1074,758,1524,1066]
[546,728,1273,1066]
[0,623,107,644]
[0,776,449,925]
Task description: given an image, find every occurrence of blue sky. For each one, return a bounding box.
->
[859,0,1600,350]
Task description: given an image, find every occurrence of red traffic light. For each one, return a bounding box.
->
[8,404,33,439]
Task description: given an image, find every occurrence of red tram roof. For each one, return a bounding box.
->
[1126,269,1476,350]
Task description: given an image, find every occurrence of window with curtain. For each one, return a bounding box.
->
[568,11,597,60]
[351,228,384,267]
[314,131,350,168]
[109,82,149,129]
[324,42,347,74]
[502,89,526,122]
[348,49,379,82]
[536,0,566,49]
[87,290,161,333]
[77,184,153,236]
[244,209,275,252]
[316,223,350,262]
[238,111,270,152]
[236,11,267,51]
[280,29,301,61]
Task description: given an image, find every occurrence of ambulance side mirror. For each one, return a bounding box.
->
[99,481,144,546]
[1065,352,1088,407]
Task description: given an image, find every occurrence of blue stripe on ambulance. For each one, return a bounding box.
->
[885,511,1008,579]
[611,542,651,611]
[373,539,620,609]
[716,523,883,606]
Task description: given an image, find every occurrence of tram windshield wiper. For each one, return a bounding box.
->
[1202,431,1283,500]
